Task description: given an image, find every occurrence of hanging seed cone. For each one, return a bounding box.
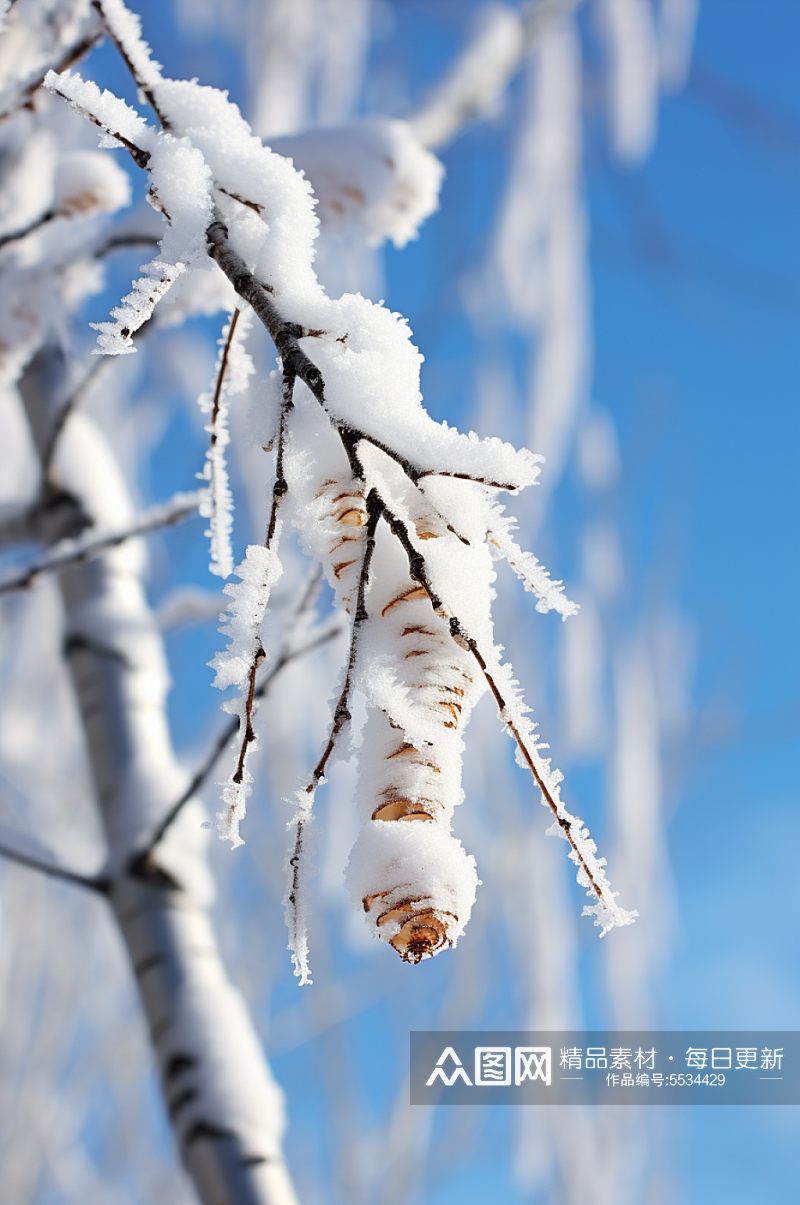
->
[345,517,486,962]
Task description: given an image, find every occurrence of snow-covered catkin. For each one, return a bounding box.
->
[345,501,484,963]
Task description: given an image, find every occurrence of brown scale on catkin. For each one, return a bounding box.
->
[306,479,369,613]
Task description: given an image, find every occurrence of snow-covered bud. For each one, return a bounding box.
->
[271,117,444,248]
[54,150,132,217]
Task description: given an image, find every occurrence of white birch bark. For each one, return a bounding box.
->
[19,345,299,1205]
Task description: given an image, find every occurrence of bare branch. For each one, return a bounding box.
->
[416,468,519,491]
[266,372,293,544]
[209,307,240,429]
[41,356,110,474]
[92,231,160,258]
[0,490,203,595]
[215,184,264,214]
[0,837,109,892]
[0,209,57,250]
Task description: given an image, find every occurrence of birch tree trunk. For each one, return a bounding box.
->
[19,346,299,1205]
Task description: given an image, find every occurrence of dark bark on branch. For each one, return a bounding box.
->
[47,80,152,168]
[206,222,325,401]
[0,208,57,249]
[205,223,477,546]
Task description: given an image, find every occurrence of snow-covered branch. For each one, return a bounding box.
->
[43,0,636,976]
[0,27,102,124]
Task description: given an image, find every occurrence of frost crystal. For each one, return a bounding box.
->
[197,308,254,579]
[210,541,283,846]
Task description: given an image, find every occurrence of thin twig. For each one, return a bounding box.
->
[416,469,518,491]
[46,81,151,169]
[265,372,293,546]
[227,384,294,796]
[138,623,342,856]
[209,308,240,429]
[41,357,109,474]
[286,490,380,969]
[214,185,263,215]
[0,491,203,595]
[341,426,423,484]
[0,838,109,892]
[0,209,57,250]
[92,232,160,258]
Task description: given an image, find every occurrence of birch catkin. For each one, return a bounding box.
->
[345,499,485,964]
